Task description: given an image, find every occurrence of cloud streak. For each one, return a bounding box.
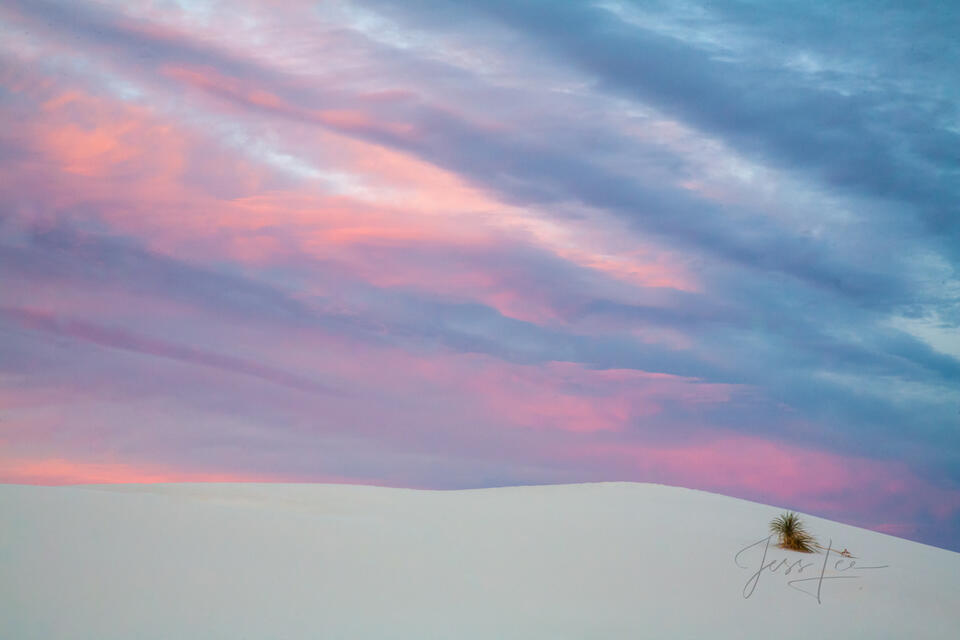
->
[1,307,337,396]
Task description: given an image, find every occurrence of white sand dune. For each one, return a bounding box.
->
[1,482,957,639]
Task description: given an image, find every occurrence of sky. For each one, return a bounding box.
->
[0,0,958,550]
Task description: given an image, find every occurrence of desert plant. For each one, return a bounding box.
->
[770,511,816,552]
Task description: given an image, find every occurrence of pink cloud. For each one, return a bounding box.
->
[1,62,701,335]
[465,362,737,432]
[0,458,264,485]
[325,351,739,433]
[570,434,960,528]
[4,78,694,329]
[161,64,416,139]
[0,456,370,486]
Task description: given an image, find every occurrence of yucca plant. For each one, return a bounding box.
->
[770,511,816,552]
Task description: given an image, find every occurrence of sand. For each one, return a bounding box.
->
[1,481,957,638]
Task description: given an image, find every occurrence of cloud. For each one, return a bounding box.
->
[1,307,338,395]
[367,0,960,240]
